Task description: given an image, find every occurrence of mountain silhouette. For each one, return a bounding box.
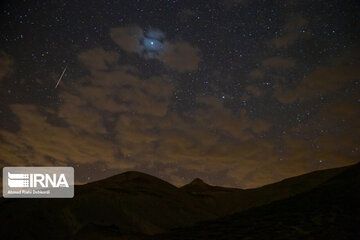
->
[182,178,210,191]
[152,162,360,240]
[0,163,358,240]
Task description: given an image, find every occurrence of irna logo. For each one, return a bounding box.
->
[8,172,69,188]
[3,167,74,198]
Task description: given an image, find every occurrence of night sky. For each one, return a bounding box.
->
[0,0,359,188]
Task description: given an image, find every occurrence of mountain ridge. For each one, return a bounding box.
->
[0,163,358,240]
[151,162,360,239]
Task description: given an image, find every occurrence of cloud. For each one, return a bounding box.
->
[4,44,356,189]
[0,48,175,177]
[58,93,108,134]
[110,26,143,53]
[78,75,173,117]
[195,97,271,137]
[272,15,309,48]
[246,85,262,97]
[274,50,360,103]
[78,48,119,72]
[248,69,264,79]
[262,56,296,69]
[111,94,274,188]
[0,51,13,81]
[110,25,200,72]
[0,104,125,169]
[228,89,359,188]
[0,46,280,188]
[77,48,174,117]
[161,41,200,72]
[282,97,360,172]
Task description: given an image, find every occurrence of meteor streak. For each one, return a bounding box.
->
[55,65,67,88]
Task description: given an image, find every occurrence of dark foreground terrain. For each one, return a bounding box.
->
[0,163,359,240]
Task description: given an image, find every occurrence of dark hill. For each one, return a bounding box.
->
[151,163,360,240]
[0,164,357,240]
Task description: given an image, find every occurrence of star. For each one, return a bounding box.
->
[141,30,165,57]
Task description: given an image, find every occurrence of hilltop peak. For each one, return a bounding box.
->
[189,178,207,185]
[86,170,178,191]
[181,178,212,192]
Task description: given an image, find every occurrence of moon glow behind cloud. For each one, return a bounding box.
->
[141,29,165,57]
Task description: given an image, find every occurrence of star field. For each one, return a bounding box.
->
[0,0,359,188]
